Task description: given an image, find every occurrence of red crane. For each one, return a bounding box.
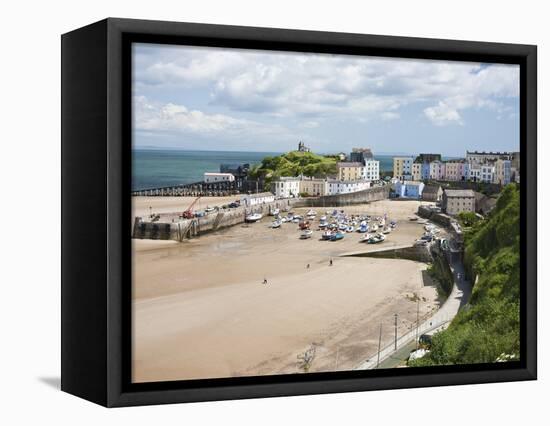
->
[182,196,201,219]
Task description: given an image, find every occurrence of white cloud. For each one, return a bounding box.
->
[135,95,248,133]
[381,112,400,121]
[134,44,520,128]
[134,96,299,144]
[424,102,463,126]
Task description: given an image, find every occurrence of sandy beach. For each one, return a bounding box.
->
[132,195,238,218]
[132,198,440,382]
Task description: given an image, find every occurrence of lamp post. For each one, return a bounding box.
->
[376,323,383,368]
[394,313,398,351]
[416,299,420,350]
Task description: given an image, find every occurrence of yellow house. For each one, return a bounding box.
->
[299,177,328,196]
[337,162,364,181]
[393,157,413,180]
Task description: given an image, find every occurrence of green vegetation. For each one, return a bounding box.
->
[457,211,482,227]
[427,255,454,299]
[248,151,337,186]
[410,184,520,366]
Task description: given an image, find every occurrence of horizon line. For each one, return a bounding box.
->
[132,146,471,157]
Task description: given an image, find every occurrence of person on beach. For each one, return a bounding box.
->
[306,263,310,269]
[329,258,333,266]
[263,278,268,285]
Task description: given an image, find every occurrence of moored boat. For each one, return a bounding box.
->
[300,229,313,239]
[321,231,333,240]
[366,233,386,244]
[330,231,345,241]
[360,233,373,242]
[245,213,263,223]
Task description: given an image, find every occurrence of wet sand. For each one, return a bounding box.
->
[132,198,440,382]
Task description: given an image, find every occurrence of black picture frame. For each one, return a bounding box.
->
[61,17,537,407]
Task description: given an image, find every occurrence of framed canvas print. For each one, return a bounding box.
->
[61,18,537,407]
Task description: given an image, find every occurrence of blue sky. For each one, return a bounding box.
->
[133,43,520,157]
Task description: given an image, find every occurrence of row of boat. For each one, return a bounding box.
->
[269,208,397,244]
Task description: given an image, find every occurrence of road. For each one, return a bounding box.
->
[354,241,472,370]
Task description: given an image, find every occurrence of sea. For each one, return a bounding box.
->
[132,149,396,191]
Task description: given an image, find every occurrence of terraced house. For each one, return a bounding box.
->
[393,157,413,180]
[337,162,364,181]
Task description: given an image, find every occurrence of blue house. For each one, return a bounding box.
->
[421,163,431,180]
[394,181,425,199]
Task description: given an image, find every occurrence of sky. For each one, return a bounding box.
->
[132,43,520,157]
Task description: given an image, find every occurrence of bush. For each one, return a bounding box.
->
[250,151,338,187]
[409,184,520,367]
[457,211,480,227]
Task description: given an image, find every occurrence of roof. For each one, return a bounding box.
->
[242,192,275,198]
[327,179,369,184]
[444,189,475,198]
[397,180,423,186]
[337,162,363,168]
[274,176,301,182]
[423,185,442,194]
[204,172,234,176]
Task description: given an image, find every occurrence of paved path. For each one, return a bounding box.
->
[340,243,414,257]
[354,243,472,370]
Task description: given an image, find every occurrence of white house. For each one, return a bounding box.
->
[469,165,482,182]
[362,159,380,181]
[326,179,371,195]
[480,164,495,183]
[240,192,275,207]
[203,172,235,183]
[272,177,300,198]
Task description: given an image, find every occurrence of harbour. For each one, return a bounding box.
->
[132,197,446,382]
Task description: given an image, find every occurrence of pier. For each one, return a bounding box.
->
[132,199,293,241]
[131,177,265,197]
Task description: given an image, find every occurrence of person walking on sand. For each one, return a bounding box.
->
[329,258,333,266]
[263,277,268,285]
[306,263,310,269]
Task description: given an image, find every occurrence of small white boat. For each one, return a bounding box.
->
[321,231,333,240]
[306,209,317,217]
[205,206,215,213]
[300,229,313,239]
[281,217,288,223]
[361,233,373,242]
[382,226,392,234]
[346,226,354,233]
[270,208,280,216]
[370,224,378,232]
[271,220,282,228]
[320,215,327,222]
[245,213,263,223]
[367,233,386,244]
